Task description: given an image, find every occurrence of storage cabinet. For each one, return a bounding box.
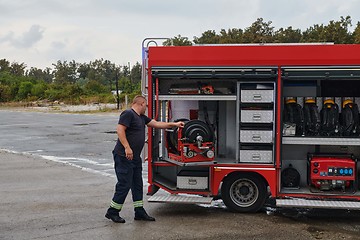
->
[239,83,275,163]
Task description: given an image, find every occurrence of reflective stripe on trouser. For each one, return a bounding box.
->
[110,200,123,210]
[111,153,143,206]
[133,200,143,208]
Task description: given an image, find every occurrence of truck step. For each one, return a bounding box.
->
[148,193,213,204]
[277,199,360,210]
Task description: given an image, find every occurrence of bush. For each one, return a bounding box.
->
[31,83,47,99]
[17,82,33,100]
[84,80,107,95]
[0,84,11,102]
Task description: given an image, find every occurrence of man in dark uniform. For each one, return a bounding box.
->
[105,95,184,223]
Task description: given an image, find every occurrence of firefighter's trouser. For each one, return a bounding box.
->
[109,152,143,212]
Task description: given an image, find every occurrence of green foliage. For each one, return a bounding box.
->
[163,35,192,46]
[84,80,107,95]
[52,60,78,84]
[130,62,142,84]
[44,84,68,101]
[17,82,33,100]
[243,18,274,43]
[219,28,243,43]
[274,27,302,43]
[193,30,220,44]
[169,16,356,45]
[31,82,47,98]
[118,77,132,93]
[0,84,11,102]
[353,22,360,44]
[0,59,11,72]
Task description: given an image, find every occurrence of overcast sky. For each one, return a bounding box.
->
[1,0,360,70]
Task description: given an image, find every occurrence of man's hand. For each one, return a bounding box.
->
[174,121,185,128]
[125,146,133,160]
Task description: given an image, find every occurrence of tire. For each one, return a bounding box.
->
[221,173,267,213]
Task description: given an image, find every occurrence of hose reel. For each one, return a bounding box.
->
[166,119,215,162]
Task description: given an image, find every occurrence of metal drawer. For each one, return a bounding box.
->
[241,89,274,103]
[240,150,273,163]
[177,176,208,190]
[240,130,273,143]
[241,110,273,123]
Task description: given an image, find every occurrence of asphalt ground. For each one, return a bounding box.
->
[1,109,360,239]
[2,151,360,240]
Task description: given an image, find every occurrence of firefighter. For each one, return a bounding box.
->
[105,95,184,223]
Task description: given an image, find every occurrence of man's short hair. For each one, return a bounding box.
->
[132,95,146,105]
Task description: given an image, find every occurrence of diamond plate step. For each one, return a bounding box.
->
[148,193,213,204]
[277,199,360,210]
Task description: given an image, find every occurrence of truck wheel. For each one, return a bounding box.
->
[221,173,267,213]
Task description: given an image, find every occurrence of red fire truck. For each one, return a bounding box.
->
[142,39,360,212]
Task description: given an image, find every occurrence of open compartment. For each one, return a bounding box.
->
[151,78,238,165]
[280,67,360,195]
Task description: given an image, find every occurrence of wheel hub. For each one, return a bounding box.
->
[230,178,259,207]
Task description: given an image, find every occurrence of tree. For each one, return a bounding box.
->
[274,27,302,43]
[0,84,11,102]
[163,35,192,46]
[84,80,107,95]
[130,62,142,84]
[27,67,53,83]
[193,30,220,44]
[219,28,243,43]
[17,81,33,100]
[242,18,274,43]
[301,24,325,42]
[10,62,26,76]
[118,77,132,93]
[0,59,11,72]
[102,60,117,91]
[354,21,360,44]
[52,60,78,84]
[31,82,47,99]
[301,16,353,43]
[322,16,353,43]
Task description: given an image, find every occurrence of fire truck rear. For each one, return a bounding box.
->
[142,39,360,212]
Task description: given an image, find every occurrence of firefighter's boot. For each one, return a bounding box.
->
[134,207,155,221]
[105,207,125,223]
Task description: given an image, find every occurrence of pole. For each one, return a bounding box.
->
[115,70,120,110]
[128,62,132,92]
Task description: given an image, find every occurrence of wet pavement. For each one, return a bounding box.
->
[1,110,360,239]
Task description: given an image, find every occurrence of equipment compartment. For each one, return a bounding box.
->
[241,89,274,103]
[280,68,360,195]
[177,170,209,190]
[239,150,273,163]
[241,110,273,123]
[240,130,273,143]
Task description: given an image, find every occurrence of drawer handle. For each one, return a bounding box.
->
[252,154,261,160]
[253,94,262,100]
[188,179,197,185]
[252,135,261,141]
[252,114,262,121]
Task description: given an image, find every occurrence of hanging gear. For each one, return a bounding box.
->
[341,98,360,136]
[283,97,305,136]
[303,97,321,136]
[320,97,340,136]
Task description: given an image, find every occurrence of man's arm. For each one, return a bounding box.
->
[147,120,184,129]
[117,124,133,160]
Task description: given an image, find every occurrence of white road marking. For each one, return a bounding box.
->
[0,148,149,185]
